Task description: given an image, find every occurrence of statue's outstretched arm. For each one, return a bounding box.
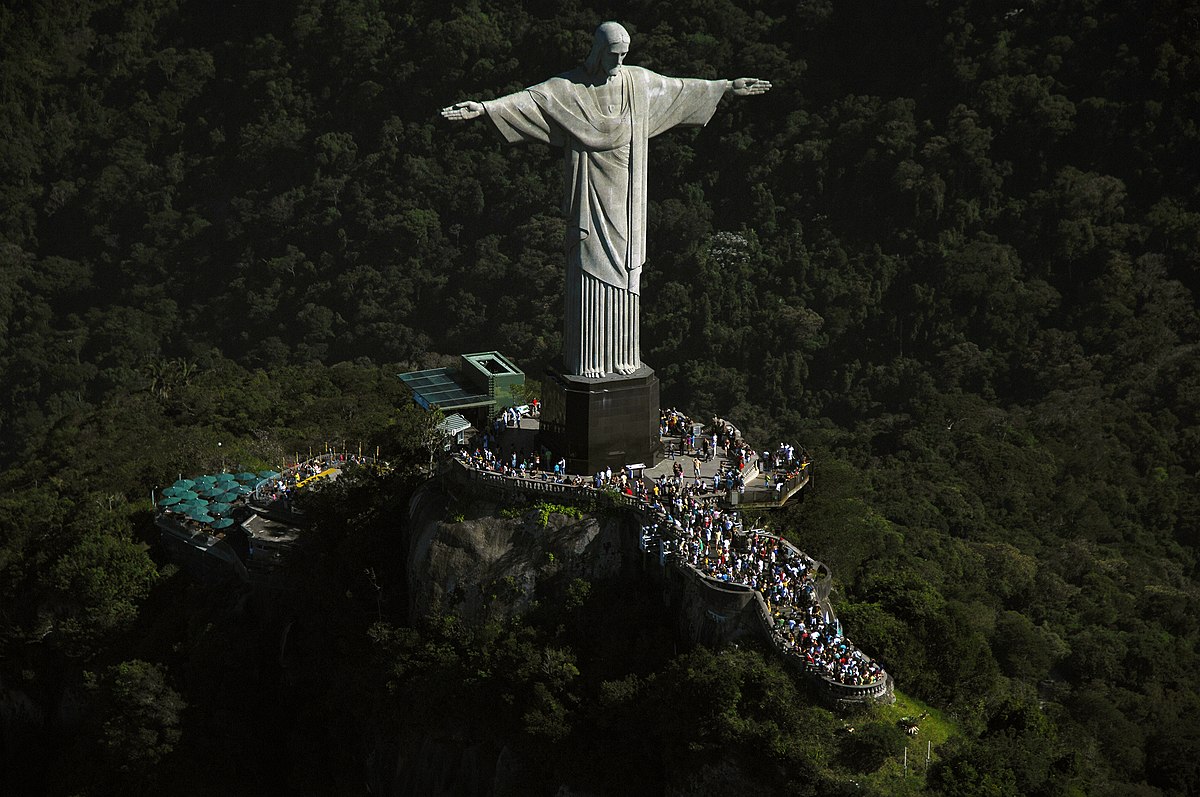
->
[727,78,772,96]
[441,100,485,121]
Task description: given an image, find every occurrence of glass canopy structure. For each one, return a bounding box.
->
[398,351,525,412]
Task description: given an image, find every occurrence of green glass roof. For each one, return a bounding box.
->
[398,367,493,410]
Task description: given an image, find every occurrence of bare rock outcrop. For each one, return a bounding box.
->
[405,481,633,625]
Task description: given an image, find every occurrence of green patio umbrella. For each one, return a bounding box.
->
[172,479,195,490]
[210,517,235,529]
[157,496,182,507]
[217,491,241,503]
[258,470,280,479]
[208,502,233,515]
[201,486,227,498]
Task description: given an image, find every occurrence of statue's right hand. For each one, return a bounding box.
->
[441,101,485,121]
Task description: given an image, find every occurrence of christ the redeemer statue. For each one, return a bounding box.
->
[443,22,770,379]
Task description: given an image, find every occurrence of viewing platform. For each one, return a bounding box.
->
[445,408,891,707]
[465,408,811,512]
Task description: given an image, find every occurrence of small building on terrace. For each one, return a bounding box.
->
[398,351,525,428]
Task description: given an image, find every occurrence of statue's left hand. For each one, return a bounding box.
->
[729,78,772,96]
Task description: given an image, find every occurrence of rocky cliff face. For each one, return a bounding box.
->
[389,481,649,795]
[405,480,637,626]
[394,479,787,795]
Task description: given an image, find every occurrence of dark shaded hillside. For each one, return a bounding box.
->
[2,0,1199,794]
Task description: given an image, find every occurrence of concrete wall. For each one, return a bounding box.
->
[672,565,763,648]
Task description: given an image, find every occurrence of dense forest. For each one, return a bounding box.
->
[2,0,1199,793]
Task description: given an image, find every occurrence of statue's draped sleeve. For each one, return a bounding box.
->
[639,71,727,138]
[481,87,566,147]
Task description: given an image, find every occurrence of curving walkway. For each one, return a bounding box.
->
[449,448,892,704]
[641,508,889,694]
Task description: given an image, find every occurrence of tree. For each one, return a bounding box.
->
[45,513,159,656]
[81,659,186,789]
[846,720,908,772]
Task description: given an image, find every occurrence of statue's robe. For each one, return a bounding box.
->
[483,66,726,378]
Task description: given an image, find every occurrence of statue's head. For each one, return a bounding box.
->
[584,21,630,79]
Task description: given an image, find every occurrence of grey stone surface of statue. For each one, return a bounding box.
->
[443,22,770,379]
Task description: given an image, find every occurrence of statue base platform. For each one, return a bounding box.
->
[539,365,661,475]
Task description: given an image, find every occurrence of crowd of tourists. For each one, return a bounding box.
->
[754,442,812,493]
[641,503,885,687]
[452,409,810,507]
[449,406,884,689]
[456,445,581,485]
[660,409,755,466]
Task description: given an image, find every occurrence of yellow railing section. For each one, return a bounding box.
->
[295,467,339,489]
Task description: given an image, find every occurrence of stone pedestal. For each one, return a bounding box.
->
[539,366,661,475]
